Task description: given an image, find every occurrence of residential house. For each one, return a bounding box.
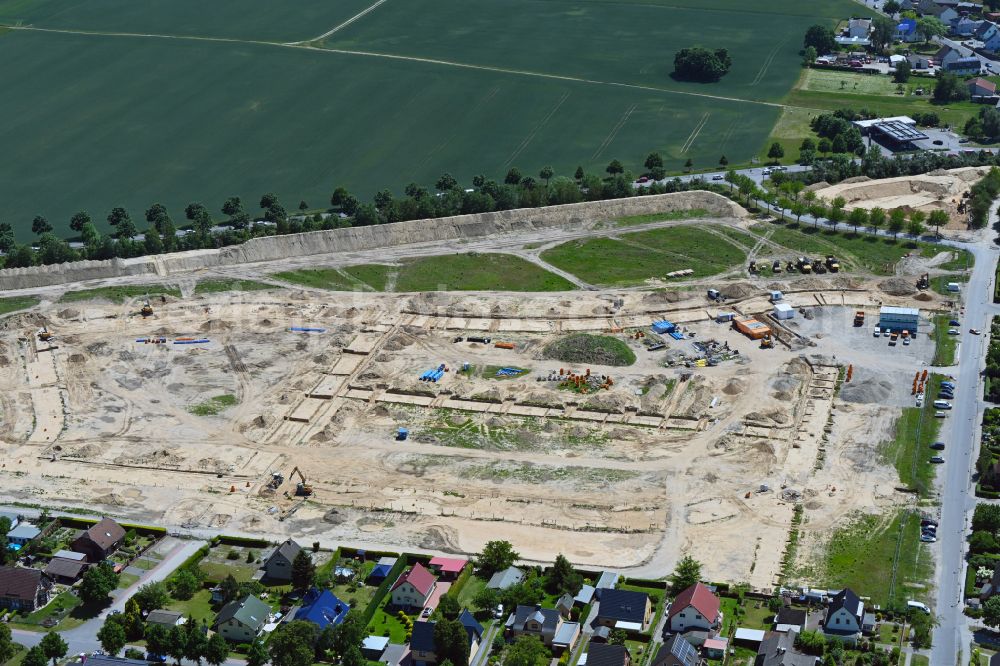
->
[946,56,982,74]
[368,556,397,584]
[146,610,185,628]
[213,595,270,643]
[907,54,932,70]
[986,26,1000,52]
[899,0,915,10]
[982,564,1000,600]
[574,584,596,606]
[262,539,301,582]
[594,571,619,600]
[823,588,864,642]
[586,643,631,666]
[594,589,652,632]
[938,6,960,24]
[703,637,728,660]
[847,18,872,38]
[0,567,50,611]
[7,523,40,548]
[755,630,815,666]
[556,594,575,618]
[897,18,919,41]
[506,604,581,650]
[71,517,125,562]
[935,44,963,67]
[409,609,484,666]
[650,635,699,666]
[43,557,87,584]
[774,607,807,633]
[390,562,437,610]
[428,556,467,581]
[294,587,350,630]
[976,20,997,40]
[361,636,389,661]
[667,583,722,634]
[486,566,524,591]
[953,17,981,36]
[969,77,997,98]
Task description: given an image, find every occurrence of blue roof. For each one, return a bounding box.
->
[294,588,349,629]
[410,621,436,652]
[459,609,484,643]
[369,563,393,579]
[898,18,917,32]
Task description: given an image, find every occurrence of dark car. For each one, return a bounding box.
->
[921,518,938,527]
[949,320,960,326]
[930,456,945,464]
[930,442,945,450]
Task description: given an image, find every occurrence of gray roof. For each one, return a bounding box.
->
[653,635,698,666]
[756,630,816,666]
[214,595,270,631]
[596,589,648,624]
[8,524,40,540]
[575,584,595,605]
[586,643,629,666]
[268,539,302,565]
[53,550,85,561]
[557,594,575,611]
[510,605,561,633]
[552,621,579,647]
[828,588,863,622]
[147,609,184,626]
[486,566,524,590]
[595,571,619,589]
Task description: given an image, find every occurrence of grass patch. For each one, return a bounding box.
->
[117,572,140,589]
[911,656,929,666]
[366,595,415,644]
[714,225,761,247]
[613,208,712,227]
[543,333,636,367]
[760,104,821,164]
[820,509,932,607]
[940,250,974,271]
[931,317,958,367]
[466,461,636,484]
[10,590,82,630]
[424,412,544,451]
[166,589,216,624]
[800,68,900,96]
[343,264,392,291]
[541,226,745,286]
[0,296,39,317]
[930,274,963,297]
[272,268,364,291]
[188,394,238,416]
[194,278,273,294]
[59,285,180,304]
[456,575,487,609]
[199,560,256,583]
[881,374,943,497]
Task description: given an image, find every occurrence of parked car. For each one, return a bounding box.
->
[903,337,911,345]
[949,319,960,326]
[920,534,937,543]
[930,456,945,464]
[934,400,953,409]
[921,518,938,527]
[422,608,432,617]
[874,327,881,337]
[636,176,650,184]
[948,329,960,335]
[930,442,945,450]
[935,411,947,418]
[495,604,505,619]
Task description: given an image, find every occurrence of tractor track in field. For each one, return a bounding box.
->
[290,0,391,44]
[3,25,820,113]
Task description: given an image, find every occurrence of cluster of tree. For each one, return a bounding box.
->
[672,47,732,82]
[470,546,585,617]
[910,112,941,128]
[795,630,907,664]
[968,166,1000,228]
[21,631,67,666]
[79,561,120,605]
[265,613,369,666]
[969,503,1000,555]
[933,71,970,104]
[803,25,837,56]
[809,113,866,157]
[97,600,231,666]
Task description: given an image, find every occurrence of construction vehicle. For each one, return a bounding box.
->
[796,257,813,274]
[290,466,313,497]
[38,327,53,342]
[786,261,797,273]
[760,334,774,349]
[825,256,840,273]
[140,298,154,317]
[268,472,284,490]
[917,273,930,290]
[853,310,865,327]
[772,260,782,273]
[814,261,827,274]
[748,260,757,274]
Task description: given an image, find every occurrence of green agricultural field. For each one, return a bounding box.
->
[0,0,858,238]
[194,278,273,294]
[541,226,745,286]
[58,284,180,303]
[0,296,39,316]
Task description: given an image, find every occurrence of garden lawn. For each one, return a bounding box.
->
[166,589,216,624]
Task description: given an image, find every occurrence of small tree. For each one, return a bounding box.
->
[928,209,948,237]
[683,158,693,172]
[719,155,728,167]
[539,166,554,186]
[848,207,868,235]
[546,554,582,596]
[23,647,47,666]
[609,629,627,646]
[767,143,785,164]
[0,625,17,665]
[39,632,68,666]
[671,555,702,594]
[31,216,53,236]
[893,60,911,84]
[868,207,886,235]
[97,617,127,656]
[802,46,817,67]
[476,540,520,577]
[247,640,268,666]
[80,561,119,604]
[291,550,316,591]
[606,160,624,176]
[169,569,201,600]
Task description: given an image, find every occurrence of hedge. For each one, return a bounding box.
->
[218,535,270,548]
[361,556,409,626]
[448,563,474,600]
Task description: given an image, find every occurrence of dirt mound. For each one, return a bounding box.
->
[915,292,934,301]
[68,354,86,364]
[199,319,233,332]
[542,333,636,367]
[640,290,686,305]
[879,278,917,296]
[840,378,893,404]
[720,283,755,299]
[723,378,746,395]
[57,308,80,319]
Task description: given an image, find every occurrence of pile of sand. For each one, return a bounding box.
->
[840,378,893,404]
[723,378,746,395]
[721,283,755,300]
[879,278,917,296]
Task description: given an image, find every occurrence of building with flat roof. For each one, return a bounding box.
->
[878,306,920,333]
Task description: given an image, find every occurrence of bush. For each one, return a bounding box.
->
[227,550,240,561]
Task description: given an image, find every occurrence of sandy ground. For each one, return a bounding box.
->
[0,262,949,589]
[810,166,991,230]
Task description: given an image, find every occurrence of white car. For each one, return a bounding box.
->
[712,174,724,181]
[919,534,937,543]
[873,326,880,337]
[947,329,960,335]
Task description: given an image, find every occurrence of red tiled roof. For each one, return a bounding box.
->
[667,583,720,622]
[428,556,468,573]
[970,77,997,93]
[391,562,436,595]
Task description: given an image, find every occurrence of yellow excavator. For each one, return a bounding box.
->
[140,298,154,317]
[291,466,313,497]
[38,327,53,342]
[760,334,774,349]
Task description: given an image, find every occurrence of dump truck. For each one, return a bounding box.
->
[853,310,865,327]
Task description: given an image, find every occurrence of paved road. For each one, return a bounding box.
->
[929,225,1000,664]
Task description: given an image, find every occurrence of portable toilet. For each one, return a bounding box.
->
[716,312,736,323]
[772,303,795,320]
[770,290,783,302]
[396,428,409,441]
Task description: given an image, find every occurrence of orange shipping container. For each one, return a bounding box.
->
[734,317,772,340]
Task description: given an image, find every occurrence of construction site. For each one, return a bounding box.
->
[0,190,970,590]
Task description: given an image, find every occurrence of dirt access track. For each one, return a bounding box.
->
[0,192,963,589]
